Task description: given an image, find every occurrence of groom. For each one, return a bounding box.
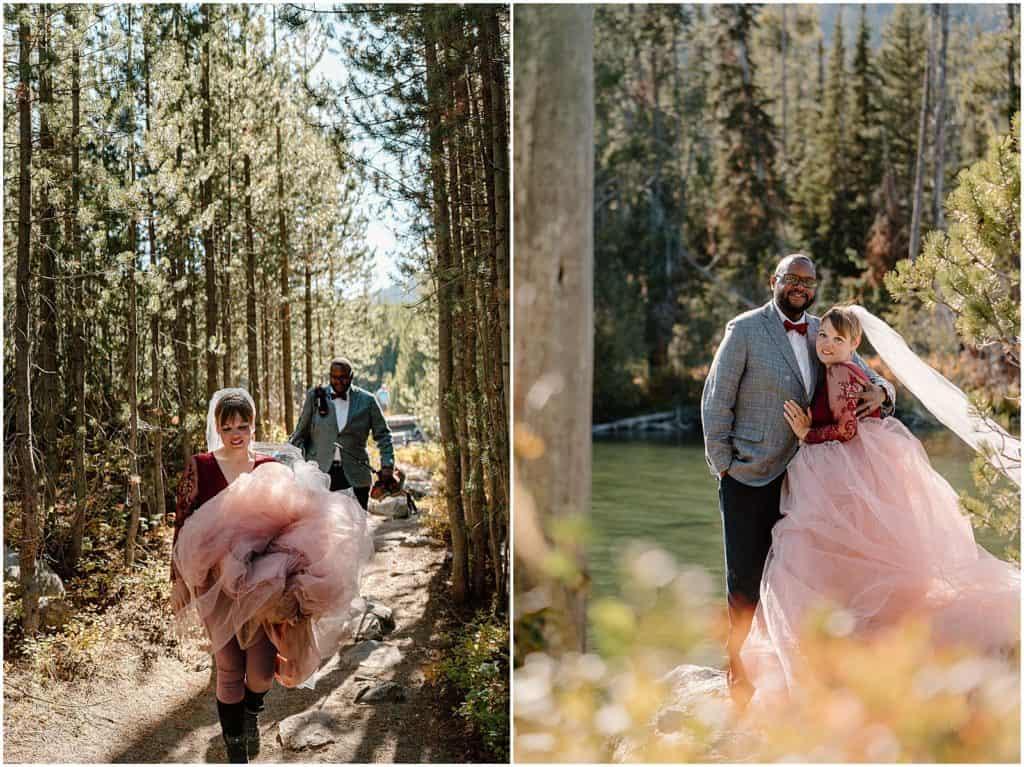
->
[290,357,394,510]
[701,254,895,707]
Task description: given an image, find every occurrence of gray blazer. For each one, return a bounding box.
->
[701,301,895,487]
[289,384,394,487]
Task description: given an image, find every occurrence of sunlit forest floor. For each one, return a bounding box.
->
[3,459,484,763]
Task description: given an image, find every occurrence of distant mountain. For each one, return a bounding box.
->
[819,3,1011,49]
[374,284,420,305]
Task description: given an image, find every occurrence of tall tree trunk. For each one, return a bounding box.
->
[201,5,218,398]
[37,7,59,516]
[477,7,510,603]
[174,12,193,465]
[315,268,324,375]
[222,63,234,387]
[124,6,143,567]
[143,19,165,526]
[174,179,193,463]
[453,46,491,602]
[125,221,142,566]
[444,35,479,602]
[221,236,233,386]
[1009,5,1018,127]
[305,235,313,388]
[424,15,469,604]
[513,4,594,653]
[261,273,274,428]
[780,5,788,175]
[69,8,88,571]
[17,16,42,635]
[484,8,510,414]
[931,4,949,229]
[274,11,294,432]
[244,153,261,439]
[909,5,936,262]
[190,249,200,395]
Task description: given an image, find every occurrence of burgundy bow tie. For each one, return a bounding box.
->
[332,390,348,401]
[784,320,808,335]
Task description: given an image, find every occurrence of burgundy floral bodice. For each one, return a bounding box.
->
[171,452,277,580]
[804,362,882,444]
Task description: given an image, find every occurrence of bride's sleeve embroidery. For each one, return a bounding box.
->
[804,367,861,444]
[171,458,198,581]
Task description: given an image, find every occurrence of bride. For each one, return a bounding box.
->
[171,388,373,763]
[740,306,1021,702]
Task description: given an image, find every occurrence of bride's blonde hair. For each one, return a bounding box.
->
[821,306,862,346]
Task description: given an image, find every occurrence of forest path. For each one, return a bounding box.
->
[4,509,465,764]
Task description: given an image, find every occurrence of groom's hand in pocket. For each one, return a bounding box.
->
[855,383,886,417]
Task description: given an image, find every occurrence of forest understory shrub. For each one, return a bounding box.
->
[514,545,1020,763]
[439,610,510,762]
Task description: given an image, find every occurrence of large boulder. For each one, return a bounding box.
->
[355,599,396,640]
[340,640,403,672]
[354,681,407,704]
[3,547,66,599]
[369,496,412,520]
[611,664,753,762]
[278,710,340,751]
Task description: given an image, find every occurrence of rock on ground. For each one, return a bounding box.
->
[612,664,754,763]
[341,640,404,672]
[278,710,341,750]
[355,682,407,704]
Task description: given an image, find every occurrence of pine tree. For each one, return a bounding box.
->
[877,5,928,227]
[887,115,1020,562]
[709,4,784,295]
[815,9,860,275]
[847,4,883,262]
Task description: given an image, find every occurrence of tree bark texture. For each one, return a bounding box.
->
[931,4,949,229]
[17,16,42,635]
[424,13,469,604]
[909,7,935,262]
[200,6,218,399]
[513,3,594,652]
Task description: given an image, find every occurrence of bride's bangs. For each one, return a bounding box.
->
[821,307,861,342]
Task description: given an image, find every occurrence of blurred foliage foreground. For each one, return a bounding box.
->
[514,544,1020,763]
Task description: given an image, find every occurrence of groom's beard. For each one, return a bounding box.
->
[778,290,813,316]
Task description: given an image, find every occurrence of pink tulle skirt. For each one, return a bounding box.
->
[742,418,1021,698]
[172,461,374,687]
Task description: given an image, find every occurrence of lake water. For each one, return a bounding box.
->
[590,431,1012,602]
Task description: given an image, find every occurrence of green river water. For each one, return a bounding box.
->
[590,431,1011,602]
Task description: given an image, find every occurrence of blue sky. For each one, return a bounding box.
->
[309,22,407,294]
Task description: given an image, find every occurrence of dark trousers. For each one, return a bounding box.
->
[329,463,369,510]
[718,471,785,702]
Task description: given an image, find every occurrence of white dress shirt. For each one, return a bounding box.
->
[332,392,350,463]
[774,302,813,395]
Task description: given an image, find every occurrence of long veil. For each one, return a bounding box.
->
[850,306,1021,486]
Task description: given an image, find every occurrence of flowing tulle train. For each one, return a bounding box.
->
[741,418,1021,699]
[172,461,374,687]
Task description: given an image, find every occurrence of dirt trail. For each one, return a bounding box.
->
[4,511,467,764]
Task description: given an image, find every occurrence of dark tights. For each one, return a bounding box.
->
[214,630,275,737]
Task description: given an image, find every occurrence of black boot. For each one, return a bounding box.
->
[223,734,248,764]
[216,699,248,764]
[243,687,268,759]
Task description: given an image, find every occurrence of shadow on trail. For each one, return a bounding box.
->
[108,663,218,764]
[350,556,459,764]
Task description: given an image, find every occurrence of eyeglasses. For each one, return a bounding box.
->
[778,274,818,289]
